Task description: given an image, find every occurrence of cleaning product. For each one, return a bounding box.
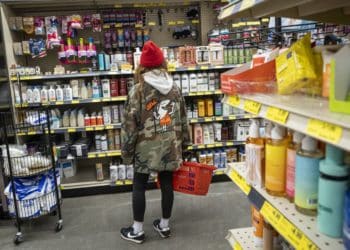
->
[40,86,48,103]
[48,85,56,102]
[133,47,142,69]
[189,73,197,92]
[285,131,304,202]
[295,136,323,215]
[252,206,264,247]
[246,119,265,187]
[318,144,349,237]
[102,78,111,98]
[32,86,41,103]
[265,125,287,196]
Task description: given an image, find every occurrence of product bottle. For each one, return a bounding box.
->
[205,99,214,117]
[197,99,206,117]
[181,73,189,94]
[202,72,209,91]
[252,206,264,247]
[64,84,73,101]
[317,144,349,237]
[77,110,85,127]
[263,222,273,250]
[80,82,88,99]
[133,47,142,69]
[193,124,203,145]
[295,136,323,215]
[87,82,93,98]
[208,72,216,91]
[104,53,111,71]
[26,87,33,104]
[246,119,265,187]
[173,74,181,89]
[40,86,48,103]
[285,131,304,202]
[48,85,56,102]
[56,85,63,101]
[70,80,79,100]
[33,86,41,103]
[196,73,203,91]
[189,73,197,92]
[265,125,287,196]
[92,77,100,98]
[203,125,210,145]
[98,50,105,71]
[208,124,215,144]
[102,78,111,98]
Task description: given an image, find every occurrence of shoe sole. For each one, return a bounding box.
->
[120,234,144,244]
[153,224,170,238]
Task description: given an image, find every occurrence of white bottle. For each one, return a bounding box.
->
[181,73,189,94]
[56,85,64,101]
[196,73,203,91]
[189,73,197,92]
[32,86,41,103]
[80,82,87,99]
[77,110,85,127]
[70,80,79,99]
[40,86,48,103]
[65,84,73,101]
[48,85,56,102]
[203,125,211,145]
[173,74,181,89]
[208,124,215,144]
[202,72,209,91]
[118,164,126,180]
[133,47,142,69]
[102,79,111,98]
[26,87,33,103]
[110,163,119,182]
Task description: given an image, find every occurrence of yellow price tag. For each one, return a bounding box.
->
[168,21,176,26]
[167,62,176,72]
[68,128,76,133]
[220,5,233,19]
[233,242,243,250]
[266,106,289,124]
[85,127,93,131]
[192,20,200,24]
[88,154,95,158]
[56,101,63,105]
[98,153,106,158]
[107,151,120,157]
[187,146,193,150]
[121,64,133,71]
[207,144,214,148]
[228,115,236,120]
[95,126,104,131]
[215,143,223,147]
[125,180,132,185]
[190,119,197,123]
[92,99,100,103]
[135,24,143,28]
[106,125,113,129]
[177,20,185,25]
[229,170,251,195]
[72,100,79,104]
[188,66,196,71]
[148,21,156,26]
[260,202,283,228]
[116,180,123,185]
[205,117,212,122]
[27,131,36,135]
[200,66,209,70]
[215,170,224,176]
[216,117,223,121]
[215,90,222,94]
[244,100,261,115]
[102,98,110,102]
[227,95,240,107]
[204,91,211,95]
[60,185,65,190]
[198,145,205,149]
[115,23,123,28]
[306,119,342,144]
[226,142,234,146]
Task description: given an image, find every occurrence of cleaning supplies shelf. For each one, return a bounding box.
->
[224,94,350,152]
[226,227,257,250]
[225,162,344,250]
[168,64,240,72]
[188,114,254,124]
[187,141,245,150]
[14,96,127,108]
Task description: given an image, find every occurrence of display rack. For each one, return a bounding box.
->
[223,94,350,152]
[226,227,257,250]
[225,163,344,250]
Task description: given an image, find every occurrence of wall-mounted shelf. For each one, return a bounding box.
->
[187,141,245,150]
[226,227,257,250]
[188,114,253,124]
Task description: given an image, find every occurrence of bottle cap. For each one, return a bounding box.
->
[320,159,349,177]
[301,136,317,152]
[325,144,344,166]
[249,119,260,138]
[293,131,304,144]
[271,125,284,140]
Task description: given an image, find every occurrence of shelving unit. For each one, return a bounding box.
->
[187,141,245,150]
[223,94,350,152]
[189,114,254,124]
[225,163,344,250]
[226,227,257,250]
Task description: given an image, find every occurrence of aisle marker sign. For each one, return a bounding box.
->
[244,100,261,115]
[229,169,251,195]
[227,95,241,107]
[306,119,342,144]
[266,106,289,124]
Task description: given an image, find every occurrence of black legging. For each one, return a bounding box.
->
[133,171,174,222]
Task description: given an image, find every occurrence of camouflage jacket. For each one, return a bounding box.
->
[121,70,190,174]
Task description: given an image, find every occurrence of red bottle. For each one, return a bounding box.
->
[119,78,127,96]
[110,78,119,97]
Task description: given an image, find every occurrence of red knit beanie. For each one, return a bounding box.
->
[140,41,164,68]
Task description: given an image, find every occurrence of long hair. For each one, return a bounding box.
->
[134,60,168,91]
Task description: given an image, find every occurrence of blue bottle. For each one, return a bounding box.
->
[318,144,349,238]
[344,190,350,249]
[98,51,105,71]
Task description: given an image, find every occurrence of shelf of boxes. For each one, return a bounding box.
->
[223,94,350,152]
[226,227,258,250]
[225,162,344,250]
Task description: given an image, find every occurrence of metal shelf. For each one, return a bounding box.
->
[226,227,259,250]
[168,64,239,72]
[218,0,350,24]
[224,94,350,152]
[85,150,121,159]
[183,90,223,97]
[14,96,127,108]
[187,141,245,150]
[188,114,253,124]
[226,163,344,250]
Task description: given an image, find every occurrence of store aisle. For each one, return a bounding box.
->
[0,182,249,250]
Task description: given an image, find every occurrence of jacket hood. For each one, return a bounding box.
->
[143,69,173,95]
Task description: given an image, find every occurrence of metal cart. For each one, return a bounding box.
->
[0,110,63,245]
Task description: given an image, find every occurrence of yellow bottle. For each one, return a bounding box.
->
[265,125,287,196]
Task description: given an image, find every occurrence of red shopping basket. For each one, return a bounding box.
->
[158,162,217,196]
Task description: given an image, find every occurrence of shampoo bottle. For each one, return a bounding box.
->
[40,86,48,103]
[295,136,323,215]
[181,73,189,94]
[56,85,63,101]
[265,125,287,196]
[193,124,203,145]
[189,73,197,92]
[203,125,210,145]
[33,86,41,103]
[252,206,264,247]
[48,85,56,102]
[317,144,349,237]
[285,131,304,202]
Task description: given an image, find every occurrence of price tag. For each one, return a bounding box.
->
[233,242,243,250]
[98,153,106,158]
[135,23,143,28]
[125,180,132,185]
[88,154,95,158]
[228,115,236,120]
[60,185,65,190]
[56,101,63,105]
[107,151,120,156]
[167,62,177,72]
[200,65,209,70]
[215,90,223,94]
[177,20,185,25]
[85,127,93,131]
[187,146,193,150]
[244,100,261,115]
[227,95,241,107]
[266,106,289,124]
[260,202,283,228]
[115,23,123,28]
[229,169,251,195]
[121,64,133,72]
[17,132,25,136]
[116,180,123,185]
[92,99,100,103]
[168,21,176,26]
[215,170,224,176]
[27,131,36,135]
[215,143,223,147]
[148,21,156,26]
[72,100,79,104]
[198,145,205,149]
[102,98,110,102]
[216,117,223,121]
[190,119,197,123]
[207,144,214,148]
[226,142,234,146]
[306,119,342,144]
[204,91,211,95]
[188,66,196,71]
[205,117,212,122]
[95,126,104,131]
[192,20,200,24]
[68,128,76,133]
[106,125,113,129]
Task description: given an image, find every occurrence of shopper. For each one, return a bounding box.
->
[120,41,190,244]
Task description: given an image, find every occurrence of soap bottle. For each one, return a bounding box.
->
[173,74,181,89]
[317,144,349,237]
[133,47,142,69]
[295,136,323,215]
[265,125,287,196]
[203,125,210,145]
[48,85,56,102]
[56,85,63,101]
[81,82,88,99]
[193,124,203,145]
[64,84,73,101]
[87,82,93,98]
[33,86,41,103]
[246,119,265,187]
[285,131,304,202]
[92,77,100,98]
[40,86,48,103]
[202,72,209,91]
[181,73,189,94]
[252,206,264,247]
[189,73,197,92]
[26,87,33,103]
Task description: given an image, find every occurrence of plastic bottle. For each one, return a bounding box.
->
[194,124,203,145]
[92,78,100,98]
[114,130,121,150]
[197,99,206,117]
[70,80,79,99]
[181,73,189,94]
[265,125,287,196]
[189,73,197,92]
[208,124,215,144]
[196,73,203,91]
[87,82,93,98]
[295,136,323,215]
[110,162,118,182]
[133,47,142,69]
[285,131,304,202]
[202,72,209,91]
[40,86,48,103]
[64,84,73,101]
[208,72,216,91]
[205,99,214,117]
[26,87,33,103]
[81,82,88,99]
[202,125,210,145]
[102,79,111,98]
[32,86,41,103]
[77,110,85,127]
[98,50,105,71]
[173,74,181,89]
[48,85,56,102]
[252,206,264,247]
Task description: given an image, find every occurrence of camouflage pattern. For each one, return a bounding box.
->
[121,82,190,174]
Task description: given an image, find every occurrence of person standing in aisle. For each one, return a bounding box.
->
[120,41,190,244]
